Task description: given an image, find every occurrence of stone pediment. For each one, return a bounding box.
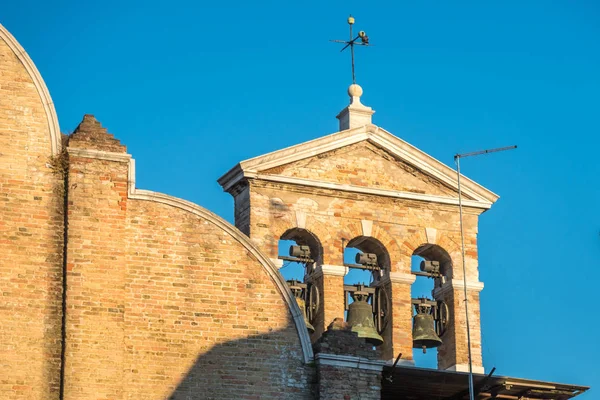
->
[262,141,460,198]
[219,124,499,210]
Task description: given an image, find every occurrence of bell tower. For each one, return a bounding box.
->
[219,83,498,373]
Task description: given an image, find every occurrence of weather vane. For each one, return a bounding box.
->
[331,15,371,84]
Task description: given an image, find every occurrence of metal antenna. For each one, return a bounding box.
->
[330,15,371,84]
[454,145,517,400]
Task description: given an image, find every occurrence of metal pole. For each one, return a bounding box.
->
[455,155,475,400]
[349,23,355,83]
[454,144,516,400]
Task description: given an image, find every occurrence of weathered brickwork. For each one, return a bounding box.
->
[0,34,64,400]
[60,118,314,399]
[436,289,482,370]
[230,143,485,369]
[2,24,316,398]
[314,321,382,400]
[123,199,312,399]
[264,142,463,198]
[63,149,129,399]
[316,364,381,400]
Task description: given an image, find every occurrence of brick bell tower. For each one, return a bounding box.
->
[218,83,498,373]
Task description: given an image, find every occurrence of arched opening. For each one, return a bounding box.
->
[277,228,323,281]
[413,244,453,279]
[343,236,390,286]
[410,244,452,369]
[343,236,390,340]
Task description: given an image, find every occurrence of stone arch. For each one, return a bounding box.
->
[400,228,428,258]
[339,219,364,241]
[303,217,338,265]
[126,159,314,362]
[0,24,61,154]
[395,228,429,273]
[261,215,296,258]
[303,218,330,251]
[435,232,462,279]
[369,224,402,262]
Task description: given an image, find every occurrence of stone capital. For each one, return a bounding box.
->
[312,264,348,278]
[433,279,484,298]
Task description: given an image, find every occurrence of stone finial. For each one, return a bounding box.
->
[336,83,375,131]
[68,114,127,153]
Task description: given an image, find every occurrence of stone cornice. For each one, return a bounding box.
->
[255,174,491,209]
[0,23,61,155]
[315,353,386,372]
[67,147,132,162]
[217,124,499,210]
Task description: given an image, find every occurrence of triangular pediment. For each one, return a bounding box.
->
[219,125,499,209]
[262,141,464,198]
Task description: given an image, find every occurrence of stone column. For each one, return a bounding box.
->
[380,272,416,363]
[309,265,348,340]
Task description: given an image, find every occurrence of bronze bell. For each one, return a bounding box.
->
[295,296,315,334]
[347,289,384,346]
[287,280,315,334]
[412,298,442,353]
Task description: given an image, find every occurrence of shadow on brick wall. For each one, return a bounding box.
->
[167,323,315,400]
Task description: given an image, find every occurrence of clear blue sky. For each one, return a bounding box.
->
[3,0,599,395]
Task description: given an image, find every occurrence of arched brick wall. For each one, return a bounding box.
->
[0,24,63,400]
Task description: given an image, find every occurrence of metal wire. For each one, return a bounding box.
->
[455,155,475,400]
